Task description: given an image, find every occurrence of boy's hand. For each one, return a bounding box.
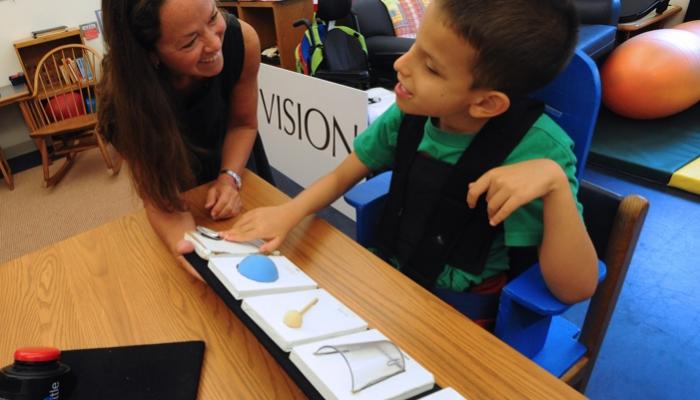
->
[205,175,243,220]
[220,205,299,252]
[466,159,567,226]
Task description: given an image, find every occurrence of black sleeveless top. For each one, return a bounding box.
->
[178,14,245,185]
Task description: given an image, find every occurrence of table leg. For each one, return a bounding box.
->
[0,146,14,190]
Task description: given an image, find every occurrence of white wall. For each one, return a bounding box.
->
[0,0,104,157]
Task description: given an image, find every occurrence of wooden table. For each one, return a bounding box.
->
[0,171,583,399]
[0,83,30,108]
[0,83,30,190]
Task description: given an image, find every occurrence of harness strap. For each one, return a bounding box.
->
[378,98,545,286]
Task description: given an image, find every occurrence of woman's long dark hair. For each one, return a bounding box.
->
[98,0,194,211]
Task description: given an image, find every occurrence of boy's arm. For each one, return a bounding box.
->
[222,153,371,252]
[467,158,598,303]
[537,170,598,304]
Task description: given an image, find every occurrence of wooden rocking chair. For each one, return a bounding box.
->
[23,44,120,187]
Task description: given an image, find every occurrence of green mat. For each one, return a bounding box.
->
[589,103,700,184]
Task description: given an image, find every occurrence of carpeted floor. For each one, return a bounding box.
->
[0,148,142,263]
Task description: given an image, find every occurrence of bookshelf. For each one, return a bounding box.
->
[13,28,84,92]
[218,0,313,71]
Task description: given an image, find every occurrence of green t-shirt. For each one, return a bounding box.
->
[353,103,582,291]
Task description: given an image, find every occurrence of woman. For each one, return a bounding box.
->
[98,0,261,278]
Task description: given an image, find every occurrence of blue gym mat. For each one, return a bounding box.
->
[588,103,700,185]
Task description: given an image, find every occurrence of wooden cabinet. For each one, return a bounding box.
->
[13,28,84,92]
[218,0,313,71]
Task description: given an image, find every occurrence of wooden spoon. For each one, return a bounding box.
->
[283,298,319,328]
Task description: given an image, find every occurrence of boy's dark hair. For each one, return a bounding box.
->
[437,0,579,95]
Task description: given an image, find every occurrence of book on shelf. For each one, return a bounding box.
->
[74,57,94,81]
[290,329,435,400]
[67,58,81,82]
[207,254,318,300]
[241,288,368,352]
[60,58,82,83]
[58,64,72,84]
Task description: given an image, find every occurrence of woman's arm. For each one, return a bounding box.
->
[144,200,202,280]
[206,20,261,219]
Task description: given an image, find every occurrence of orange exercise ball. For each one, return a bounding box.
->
[601,29,700,119]
[674,20,700,37]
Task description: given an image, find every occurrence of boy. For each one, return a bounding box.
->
[223,0,598,316]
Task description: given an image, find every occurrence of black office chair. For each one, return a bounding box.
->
[350,0,414,88]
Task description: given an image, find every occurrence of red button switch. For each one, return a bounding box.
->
[14,347,61,363]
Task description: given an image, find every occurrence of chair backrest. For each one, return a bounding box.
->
[572,0,622,25]
[565,181,648,391]
[531,50,601,180]
[25,44,100,132]
[351,0,396,37]
[317,0,352,21]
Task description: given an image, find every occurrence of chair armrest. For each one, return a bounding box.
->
[344,170,391,208]
[344,171,392,247]
[496,260,607,358]
[503,260,607,316]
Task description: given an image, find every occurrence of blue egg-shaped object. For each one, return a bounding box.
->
[237,254,279,283]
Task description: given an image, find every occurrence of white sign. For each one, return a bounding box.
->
[257,64,368,219]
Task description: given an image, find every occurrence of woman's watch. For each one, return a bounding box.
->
[220,169,242,190]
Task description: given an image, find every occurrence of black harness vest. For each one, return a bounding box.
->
[375,98,544,287]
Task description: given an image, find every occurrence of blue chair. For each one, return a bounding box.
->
[495,182,647,391]
[344,51,649,392]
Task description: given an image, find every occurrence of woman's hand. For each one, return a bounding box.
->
[174,239,204,281]
[205,174,243,220]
